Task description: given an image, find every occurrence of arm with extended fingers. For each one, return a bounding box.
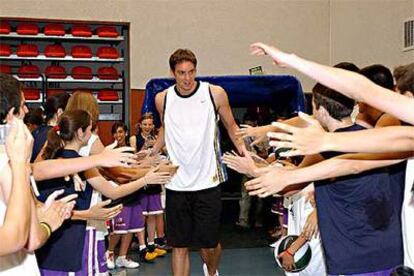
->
[86,166,171,200]
[250,42,414,125]
[245,150,408,196]
[269,112,414,155]
[236,116,308,147]
[32,147,138,181]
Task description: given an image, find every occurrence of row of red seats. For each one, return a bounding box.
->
[0,44,119,59]
[23,88,120,101]
[0,22,119,37]
[0,64,119,80]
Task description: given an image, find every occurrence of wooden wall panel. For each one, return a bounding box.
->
[129,88,145,137]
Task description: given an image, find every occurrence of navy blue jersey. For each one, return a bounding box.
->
[315,124,403,274]
[31,125,51,163]
[136,133,161,194]
[35,149,93,272]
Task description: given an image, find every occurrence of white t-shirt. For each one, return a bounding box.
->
[0,151,40,276]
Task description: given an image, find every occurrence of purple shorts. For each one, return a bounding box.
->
[111,200,145,234]
[40,229,108,276]
[140,193,163,215]
[329,267,394,276]
[271,197,285,215]
[282,208,288,228]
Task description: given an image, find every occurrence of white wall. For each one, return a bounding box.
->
[1,0,412,91]
[330,0,413,70]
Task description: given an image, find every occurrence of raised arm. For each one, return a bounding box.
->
[269,112,414,156]
[0,119,32,255]
[85,167,171,200]
[250,42,414,125]
[32,147,137,181]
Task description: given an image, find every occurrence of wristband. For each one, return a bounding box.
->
[40,222,52,238]
[285,249,294,257]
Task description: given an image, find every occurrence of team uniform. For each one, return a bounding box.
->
[315,124,403,275]
[35,149,94,275]
[79,134,108,275]
[0,150,40,276]
[31,125,52,163]
[163,81,226,248]
[135,133,165,216]
[285,185,327,276]
[110,191,145,235]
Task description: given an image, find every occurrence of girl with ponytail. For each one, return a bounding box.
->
[35,110,171,275]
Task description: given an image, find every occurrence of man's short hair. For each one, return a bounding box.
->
[334,62,360,73]
[312,84,355,121]
[169,49,197,71]
[360,64,394,90]
[0,73,22,123]
[394,62,414,93]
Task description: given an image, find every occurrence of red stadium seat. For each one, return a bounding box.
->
[17,44,39,57]
[97,46,119,59]
[71,25,92,37]
[0,21,11,34]
[17,23,38,35]
[45,44,66,58]
[0,44,11,56]
[0,64,11,74]
[22,88,40,100]
[96,26,119,37]
[71,45,92,58]
[71,66,93,79]
[44,24,65,36]
[18,65,40,78]
[97,66,119,79]
[45,65,67,79]
[47,89,65,98]
[98,89,119,101]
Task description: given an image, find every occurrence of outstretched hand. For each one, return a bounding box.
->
[267,112,329,157]
[236,124,269,147]
[244,165,292,197]
[222,148,258,177]
[250,42,293,67]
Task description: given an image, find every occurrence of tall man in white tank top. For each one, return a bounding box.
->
[152,49,243,276]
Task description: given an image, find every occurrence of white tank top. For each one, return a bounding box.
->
[164,81,227,191]
[0,151,40,276]
[79,134,107,240]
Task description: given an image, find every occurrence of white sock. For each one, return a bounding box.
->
[139,245,146,251]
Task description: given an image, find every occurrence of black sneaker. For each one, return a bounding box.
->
[155,236,171,250]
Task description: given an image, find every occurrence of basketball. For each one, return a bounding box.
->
[274,235,312,272]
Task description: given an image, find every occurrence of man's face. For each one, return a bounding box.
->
[172,61,197,93]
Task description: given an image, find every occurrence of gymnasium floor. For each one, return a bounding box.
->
[110,247,284,275]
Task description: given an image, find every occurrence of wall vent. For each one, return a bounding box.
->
[403,17,414,51]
